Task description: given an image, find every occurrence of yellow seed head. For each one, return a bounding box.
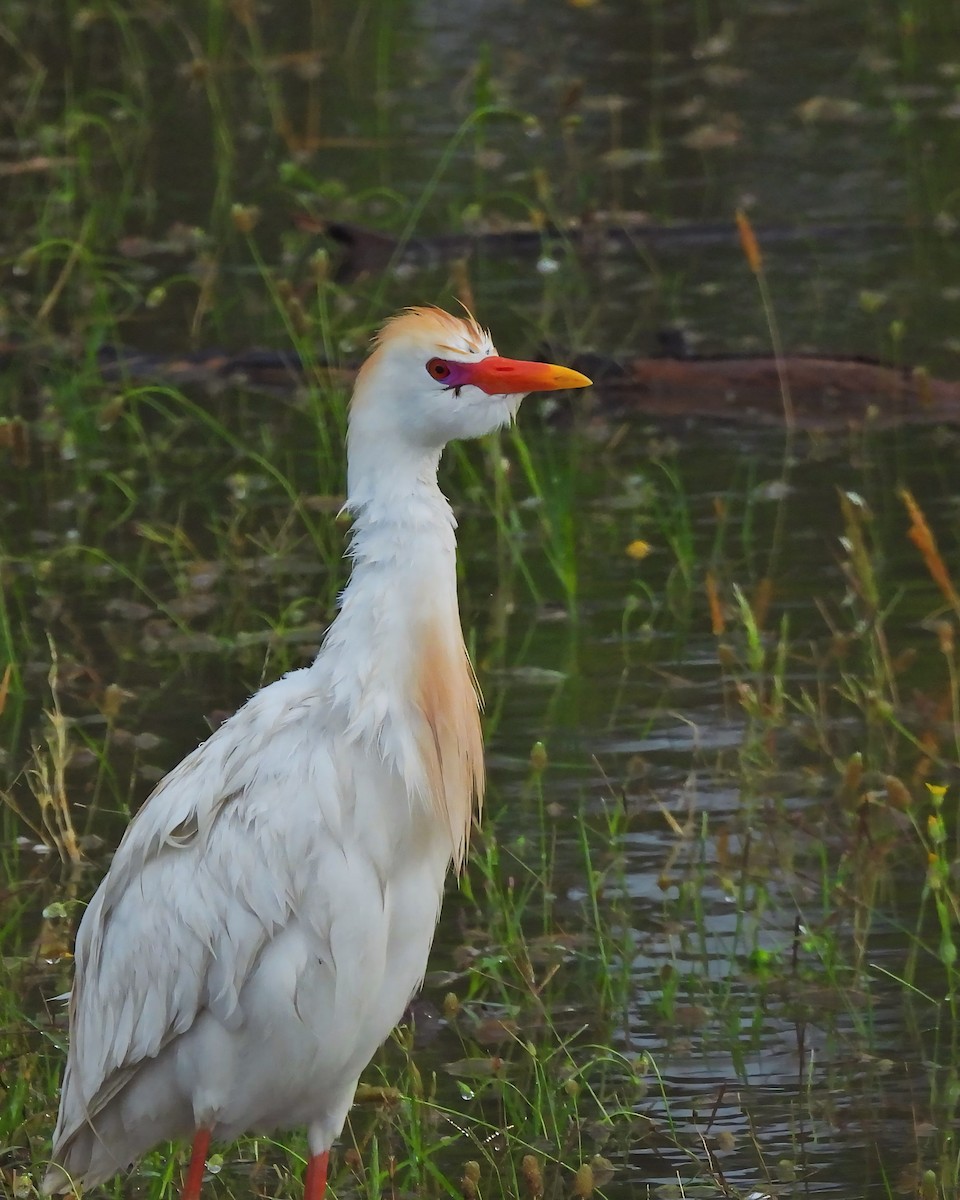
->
[521,1154,544,1198]
[573,1163,594,1198]
[230,203,261,235]
[735,207,763,274]
[926,783,947,806]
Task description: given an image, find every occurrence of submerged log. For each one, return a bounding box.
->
[569,352,960,429]
[295,214,897,283]
[3,337,960,429]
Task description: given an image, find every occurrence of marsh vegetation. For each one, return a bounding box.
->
[3,1,960,1197]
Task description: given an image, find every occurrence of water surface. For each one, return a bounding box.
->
[3,2,960,1196]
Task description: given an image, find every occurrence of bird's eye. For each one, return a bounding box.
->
[426,358,451,381]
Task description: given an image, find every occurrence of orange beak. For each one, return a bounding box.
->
[462,356,592,396]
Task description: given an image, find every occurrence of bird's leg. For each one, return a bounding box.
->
[304,1150,329,1200]
[181,1128,211,1200]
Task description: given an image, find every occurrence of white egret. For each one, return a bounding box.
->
[42,306,591,1200]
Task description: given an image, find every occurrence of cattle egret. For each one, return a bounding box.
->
[42,307,591,1200]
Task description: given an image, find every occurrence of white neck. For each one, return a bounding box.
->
[308,364,484,862]
[316,439,461,744]
[346,429,444,513]
[341,441,458,622]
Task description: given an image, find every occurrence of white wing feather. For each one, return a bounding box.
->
[51,665,449,1168]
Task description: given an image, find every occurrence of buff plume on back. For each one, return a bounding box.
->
[42,306,591,1200]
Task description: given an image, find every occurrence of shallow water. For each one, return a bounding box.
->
[4,2,960,1197]
[446,423,959,1197]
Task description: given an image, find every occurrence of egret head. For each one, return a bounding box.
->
[349,306,592,453]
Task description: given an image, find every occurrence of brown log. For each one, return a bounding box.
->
[582,354,960,429]
[5,335,960,428]
[297,215,898,284]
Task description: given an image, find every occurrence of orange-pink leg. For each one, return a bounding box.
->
[181,1128,211,1200]
[304,1150,329,1200]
